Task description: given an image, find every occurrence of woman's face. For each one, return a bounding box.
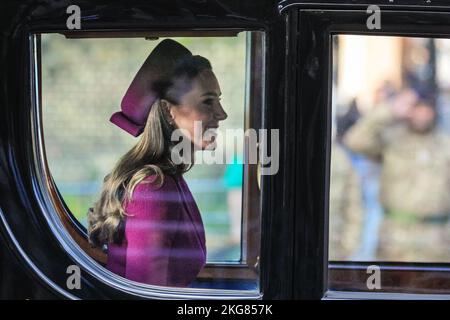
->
[168,69,228,150]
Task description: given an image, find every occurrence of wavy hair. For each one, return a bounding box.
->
[88,54,212,248]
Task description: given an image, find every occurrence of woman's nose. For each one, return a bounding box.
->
[214,103,228,121]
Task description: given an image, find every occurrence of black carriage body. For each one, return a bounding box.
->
[3,0,450,300]
[0,0,287,300]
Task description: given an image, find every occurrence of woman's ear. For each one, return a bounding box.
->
[160,99,176,124]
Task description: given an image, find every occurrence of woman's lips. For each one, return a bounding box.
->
[204,125,219,132]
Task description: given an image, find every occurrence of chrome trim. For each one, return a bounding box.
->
[0,207,78,299]
[277,1,450,15]
[324,290,450,300]
[329,262,450,272]
[29,32,265,299]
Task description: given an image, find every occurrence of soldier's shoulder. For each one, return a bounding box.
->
[331,143,353,174]
[381,123,407,141]
[435,131,450,143]
[433,132,450,159]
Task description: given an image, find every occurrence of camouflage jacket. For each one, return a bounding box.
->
[344,105,450,216]
[329,144,363,260]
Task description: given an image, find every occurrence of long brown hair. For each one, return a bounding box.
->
[88,54,211,248]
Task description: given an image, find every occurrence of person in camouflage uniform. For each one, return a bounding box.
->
[343,89,450,262]
[329,143,364,260]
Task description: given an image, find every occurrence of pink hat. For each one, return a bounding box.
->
[110,39,192,137]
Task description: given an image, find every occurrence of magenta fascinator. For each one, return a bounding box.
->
[110,39,192,137]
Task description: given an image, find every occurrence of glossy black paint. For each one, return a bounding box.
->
[283,6,450,299]
[278,0,450,12]
[3,0,450,300]
[0,0,289,299]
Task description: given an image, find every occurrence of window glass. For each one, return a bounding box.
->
[40,32,261,290]
[330,34,450,263]
[328,34,450,295]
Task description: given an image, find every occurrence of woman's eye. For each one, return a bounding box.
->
[203,98,221,106]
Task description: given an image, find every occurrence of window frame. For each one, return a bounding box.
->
[198,31,264,282]
[280,3,450,299]
[32,29,265,298]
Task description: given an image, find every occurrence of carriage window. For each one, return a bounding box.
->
[37,31,263,292]
[329,34,450,294]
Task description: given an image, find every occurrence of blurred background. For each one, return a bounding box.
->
[330,35,450,263]
[41,33,248,262]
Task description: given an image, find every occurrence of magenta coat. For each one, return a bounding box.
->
[106,174,207,287]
